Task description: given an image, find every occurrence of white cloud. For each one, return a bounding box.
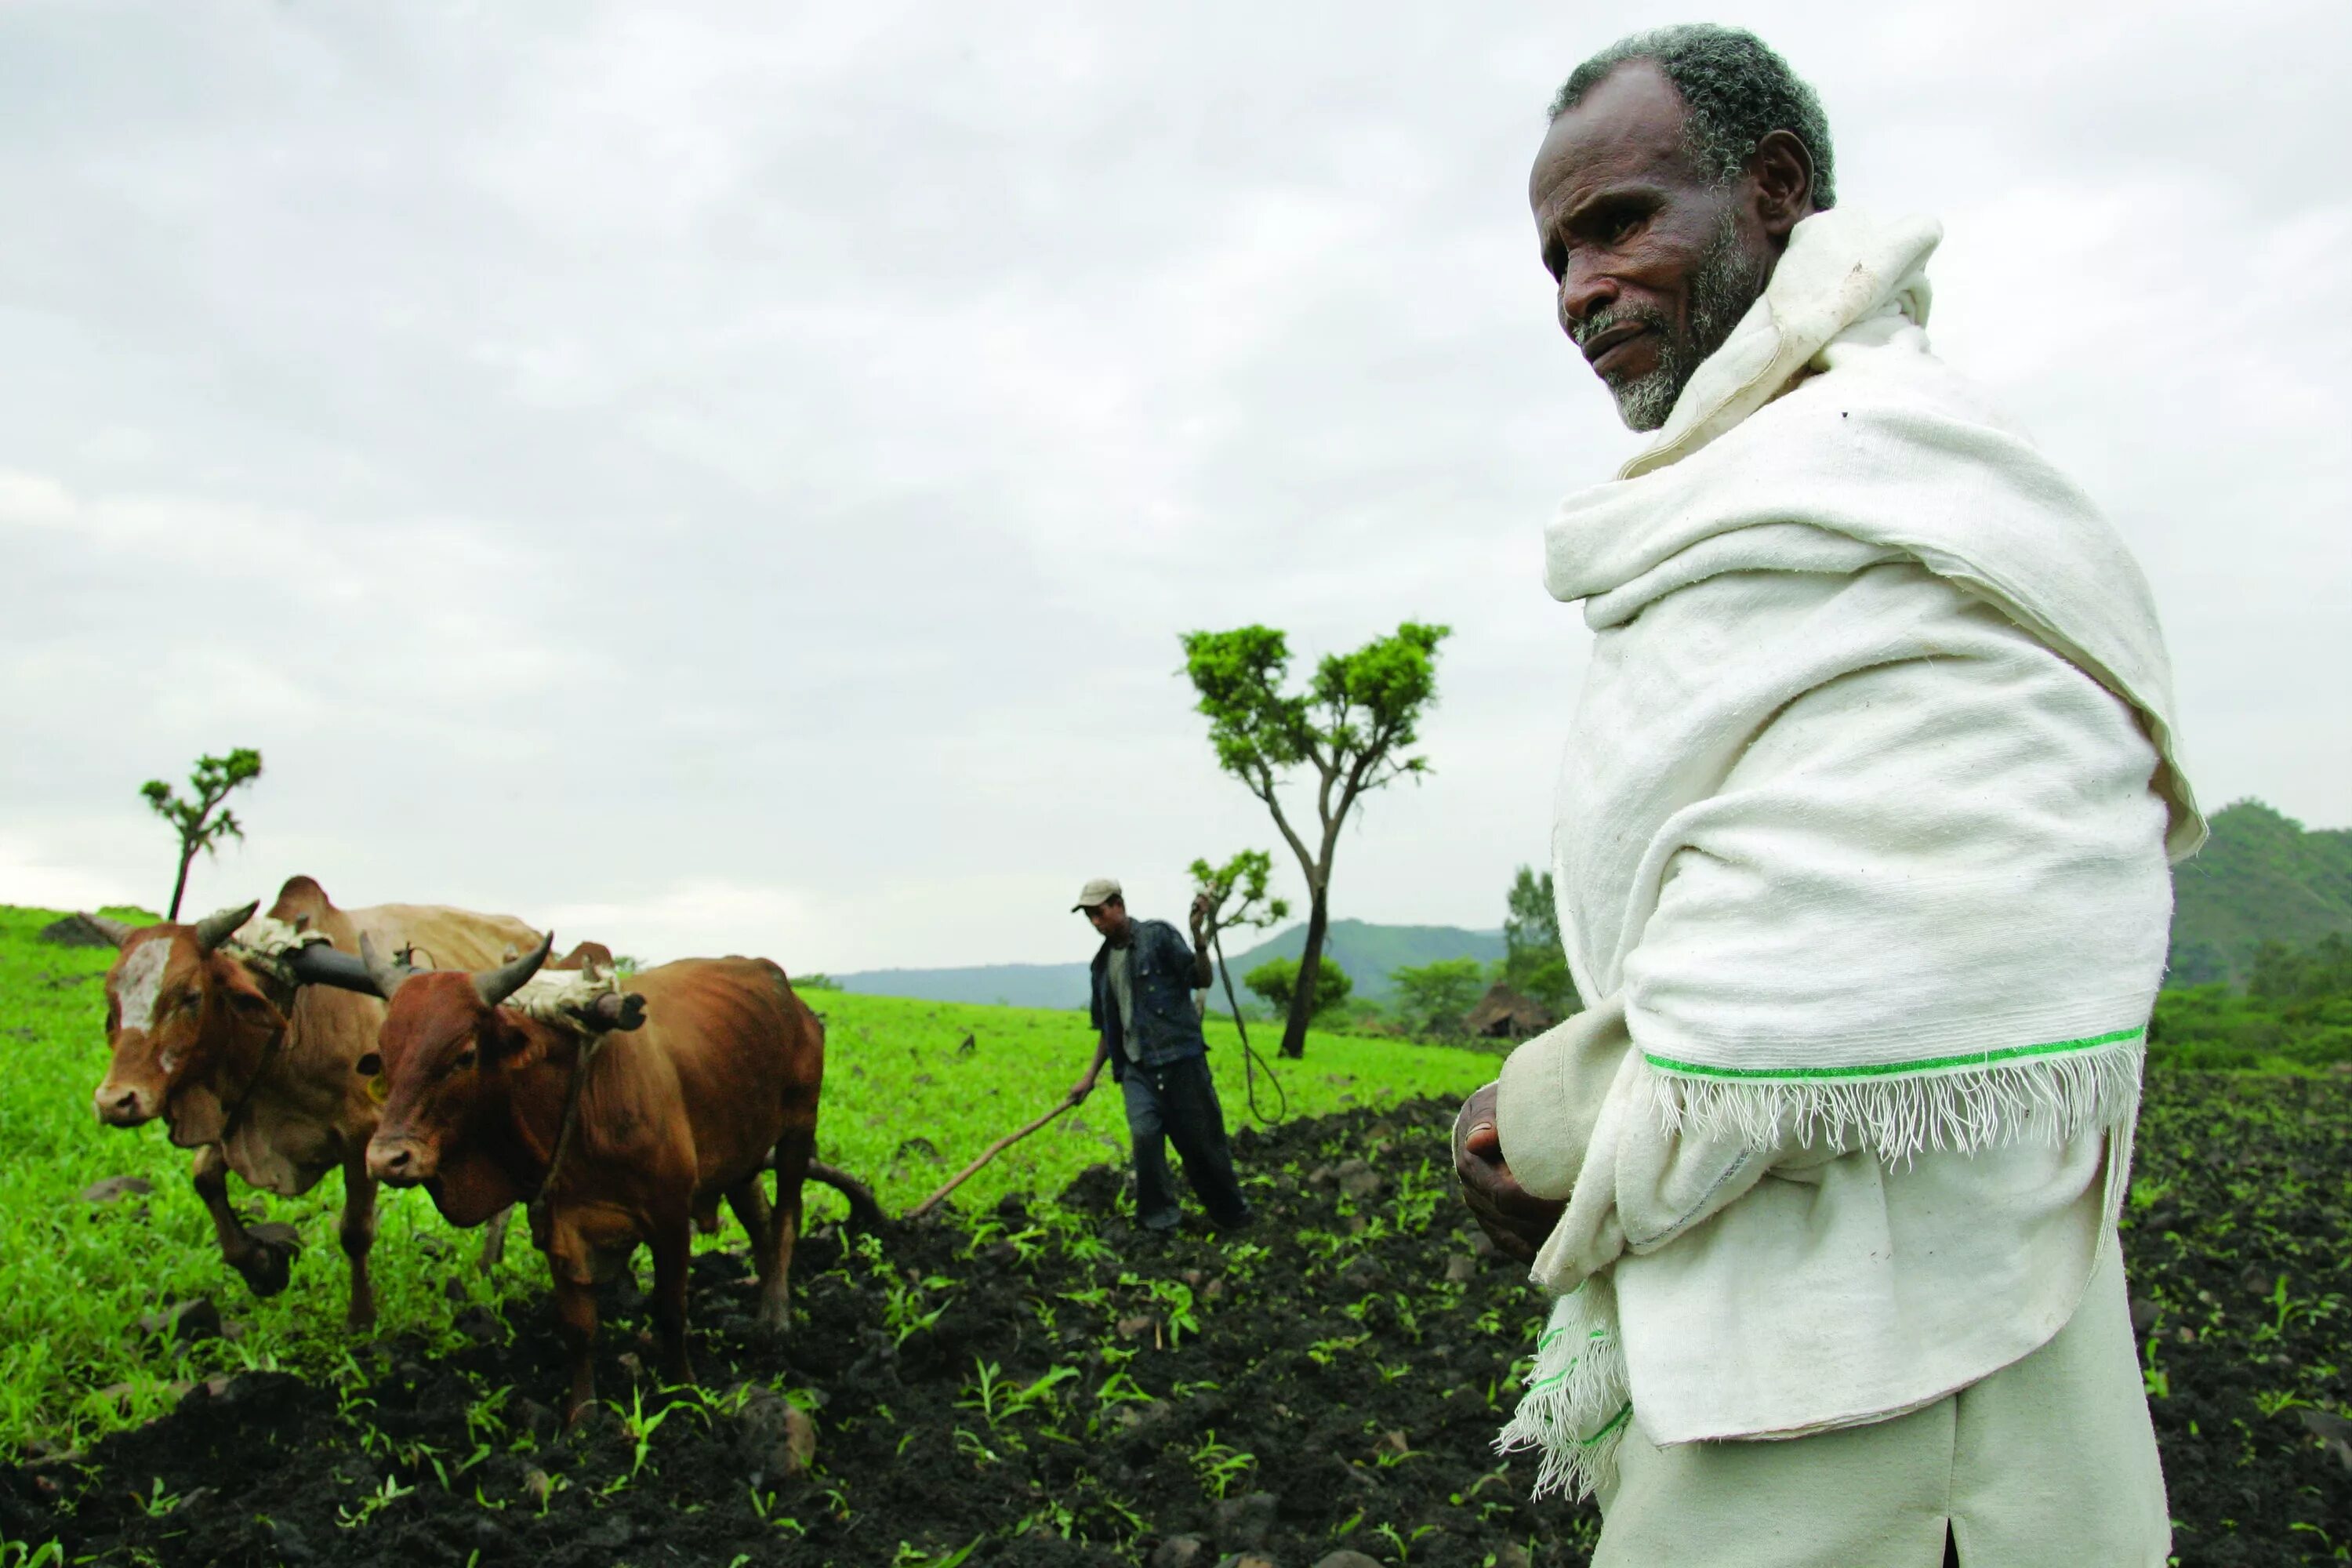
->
[0,0,2343,972]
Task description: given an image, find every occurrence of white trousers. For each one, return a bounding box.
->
[1594,1231,2169,1568]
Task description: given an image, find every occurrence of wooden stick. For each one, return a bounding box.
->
[907,1091,1081,1220]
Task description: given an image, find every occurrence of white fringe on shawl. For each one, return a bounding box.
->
[1646,1030,2148,1167]
[1497,1277,1632,1501]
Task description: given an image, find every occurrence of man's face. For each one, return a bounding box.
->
[1529,61,1776,431]
[1083,899,1131,943]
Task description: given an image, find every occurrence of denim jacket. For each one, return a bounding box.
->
[1089,919,1209,1079]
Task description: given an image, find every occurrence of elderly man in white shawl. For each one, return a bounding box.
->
[1452,24,2202,1568]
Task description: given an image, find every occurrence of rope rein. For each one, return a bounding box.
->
[1210,927,1287,1126]
[528,1027,609,1225]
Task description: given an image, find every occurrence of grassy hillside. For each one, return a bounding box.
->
[2169,800,2352,986]
[0,902,1496,1457]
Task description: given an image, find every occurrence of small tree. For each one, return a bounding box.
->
[1502,865,1582,1017]
[1189,849,1291,1019]
[141,748,263,921]
[1242,956,1352,1023]
[1181,622,1450,1058]
[1391,956,1492,1038]
[1188,849,1290,938]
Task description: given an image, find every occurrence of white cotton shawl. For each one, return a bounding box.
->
[1496,206,2203,1500]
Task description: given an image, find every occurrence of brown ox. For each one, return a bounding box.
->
[88,876,543,1329]
[356,934,878,1420]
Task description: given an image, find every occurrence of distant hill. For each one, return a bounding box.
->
[834,917,1504,1009]
[2169,800,2352,986]
[1218,919,1506,1004]
[831,960,1095,1011]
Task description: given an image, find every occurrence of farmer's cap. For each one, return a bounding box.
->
[1072,877,1123,912]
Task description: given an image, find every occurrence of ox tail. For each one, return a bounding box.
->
[806,1160,887,1233]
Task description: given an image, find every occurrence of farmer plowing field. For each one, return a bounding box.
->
[351,930,880,1423]
[1069,877,1253,1239]
[1454,24,2204,1568]
[83,875,544,1332]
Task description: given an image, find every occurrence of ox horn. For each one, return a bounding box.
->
[192,900,260,953]
[358,932,414,1002]
[473,931,554,1008]
[77,912,138,948]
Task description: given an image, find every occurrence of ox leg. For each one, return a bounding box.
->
[550,1247,601,1425]
[757,1130,815,1335]
[724,1178,779,1290]
[478,1206,512,1274]
[650,1213,695,1386]
[339,1153,379,1334]
[192,1145,299,1298]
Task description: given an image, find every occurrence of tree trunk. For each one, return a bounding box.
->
[1279,890,1330,1059]
[166,842,197,922]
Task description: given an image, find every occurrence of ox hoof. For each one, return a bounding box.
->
[233,1224,303,1298]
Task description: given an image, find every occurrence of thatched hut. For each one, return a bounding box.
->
[1465,982,1555,1040]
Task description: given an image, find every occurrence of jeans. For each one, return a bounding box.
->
[1118,1054,1250,1231]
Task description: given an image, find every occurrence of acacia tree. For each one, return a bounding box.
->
[141,748,263,921]
[1180,622,1450,1058]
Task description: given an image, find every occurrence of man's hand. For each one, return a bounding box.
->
[1189,892,1213,941]
[1068,1072,1098,1105]
[1454,1082,1566,1264]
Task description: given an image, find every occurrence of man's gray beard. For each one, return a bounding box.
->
[1605,211,1765,433]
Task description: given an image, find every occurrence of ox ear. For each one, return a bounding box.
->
[222,973,284,1028]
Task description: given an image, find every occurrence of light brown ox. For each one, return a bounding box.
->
[87,875,545,1329]
[356,932,880,1420]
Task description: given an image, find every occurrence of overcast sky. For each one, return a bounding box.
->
[2,0,2344,973]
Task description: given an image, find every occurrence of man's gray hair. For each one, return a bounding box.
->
[1549,24,1837,209]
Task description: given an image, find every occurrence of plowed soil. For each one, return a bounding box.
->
[5,1082,2349,1567]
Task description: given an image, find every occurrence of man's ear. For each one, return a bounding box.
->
[1748,128,1817,237]
[354,1051,383,1078]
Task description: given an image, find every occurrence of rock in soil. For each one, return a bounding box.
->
[78,1176,153,1205]
[136,1299,221,1345]
[1214,1491,1279,1551]
[1151,1535,1207,1568]
[735,1387,817,1480]
[1313,1553,1387,1568]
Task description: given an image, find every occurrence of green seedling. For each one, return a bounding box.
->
[131,1479,182,1519]
[891,1541,978,1568]
[1374,1519,1439,1564]
[336,1474,416,1530]
[1187,1431,1255,1501]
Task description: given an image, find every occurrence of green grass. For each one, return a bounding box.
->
[0,903,1495,1459]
